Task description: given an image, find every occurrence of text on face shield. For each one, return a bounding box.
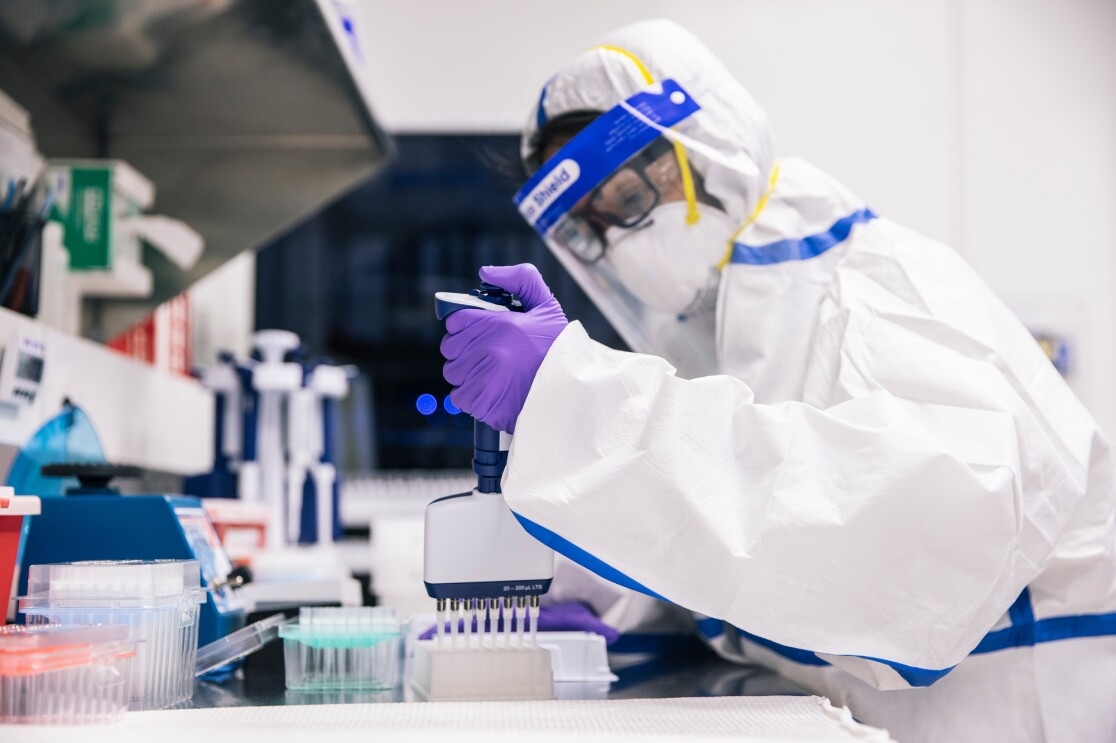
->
[518,159,580,225]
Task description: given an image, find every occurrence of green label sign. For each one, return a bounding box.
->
[57,167,112,270]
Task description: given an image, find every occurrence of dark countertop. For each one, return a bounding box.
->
[189,640,807,709]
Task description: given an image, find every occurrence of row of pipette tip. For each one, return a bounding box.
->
[434,596,541,649]
[299,605,398,632]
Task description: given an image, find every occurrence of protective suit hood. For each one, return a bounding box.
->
[522,19,775,230]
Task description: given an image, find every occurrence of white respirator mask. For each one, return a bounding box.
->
[605,203,735,316]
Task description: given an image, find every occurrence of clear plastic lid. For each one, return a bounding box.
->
[22,559,204,609]
[0,624,135,676]
[0,623,130,649]
[195,613,285,677]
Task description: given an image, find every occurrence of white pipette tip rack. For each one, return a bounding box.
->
[412,641,553,702]
[411,596,554,702]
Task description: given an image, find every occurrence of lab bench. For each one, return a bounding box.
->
[189,640,807,709]
[14,641,895,743]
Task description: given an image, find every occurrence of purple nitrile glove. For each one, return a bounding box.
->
[419,601,620,645]
[441,264,568,434]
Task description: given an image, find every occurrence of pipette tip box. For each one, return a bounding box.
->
[412,640,554,702]
[0,623,135,724]
[18,559,205,710]
[279,607,402,691]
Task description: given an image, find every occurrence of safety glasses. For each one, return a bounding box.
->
[550,137,677,263]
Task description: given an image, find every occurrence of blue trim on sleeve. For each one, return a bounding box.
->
[856,655,955,686]
[733,627,957,685]
[510,512,670,602]
[735,627,831,667]
[508,509,1116,686]
[513,510,951,685]
[731,208,878,266]
[696,617,725,639]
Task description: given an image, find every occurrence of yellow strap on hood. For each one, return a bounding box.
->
[717,161,781,271]
[592,44,702,226]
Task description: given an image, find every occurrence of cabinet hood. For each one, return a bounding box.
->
[0,0,391,309]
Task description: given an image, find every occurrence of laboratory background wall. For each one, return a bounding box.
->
[254,0,1116,458]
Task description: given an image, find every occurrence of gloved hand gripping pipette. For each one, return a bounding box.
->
[424,281,556,647]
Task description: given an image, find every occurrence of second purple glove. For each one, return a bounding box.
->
[441,264,568,433]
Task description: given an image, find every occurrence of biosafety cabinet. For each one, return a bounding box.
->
[0,0,390,477]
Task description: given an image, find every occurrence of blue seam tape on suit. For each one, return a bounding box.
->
[514,512,948,684]
[973,612,1116,654]
[731,208,878,266]
[1008,586,1036,627]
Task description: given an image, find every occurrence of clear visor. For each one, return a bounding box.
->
[550,136,679,264]
[513,80,720,378]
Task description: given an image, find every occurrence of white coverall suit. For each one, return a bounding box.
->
[503,18,1116,743]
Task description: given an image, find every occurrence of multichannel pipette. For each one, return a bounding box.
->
[415,284,556,700]
[426,284,555,644]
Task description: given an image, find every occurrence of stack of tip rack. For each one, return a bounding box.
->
[279,607,403,691]
[18,559,206,711]
[413,603,555,702]
[0,624,136,724]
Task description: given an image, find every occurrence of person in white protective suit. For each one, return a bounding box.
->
[438,19,1116,743]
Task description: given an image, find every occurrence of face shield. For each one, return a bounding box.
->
[513,80,730,378]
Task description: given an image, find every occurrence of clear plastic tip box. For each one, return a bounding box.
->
[19,560,205,710]
[279,607,402,691]
[0,624,135,724]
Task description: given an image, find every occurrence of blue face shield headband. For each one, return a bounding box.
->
[513,80,701,263]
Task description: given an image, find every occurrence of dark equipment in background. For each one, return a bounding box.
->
[0,181,46,316]
[256,134,626,470]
